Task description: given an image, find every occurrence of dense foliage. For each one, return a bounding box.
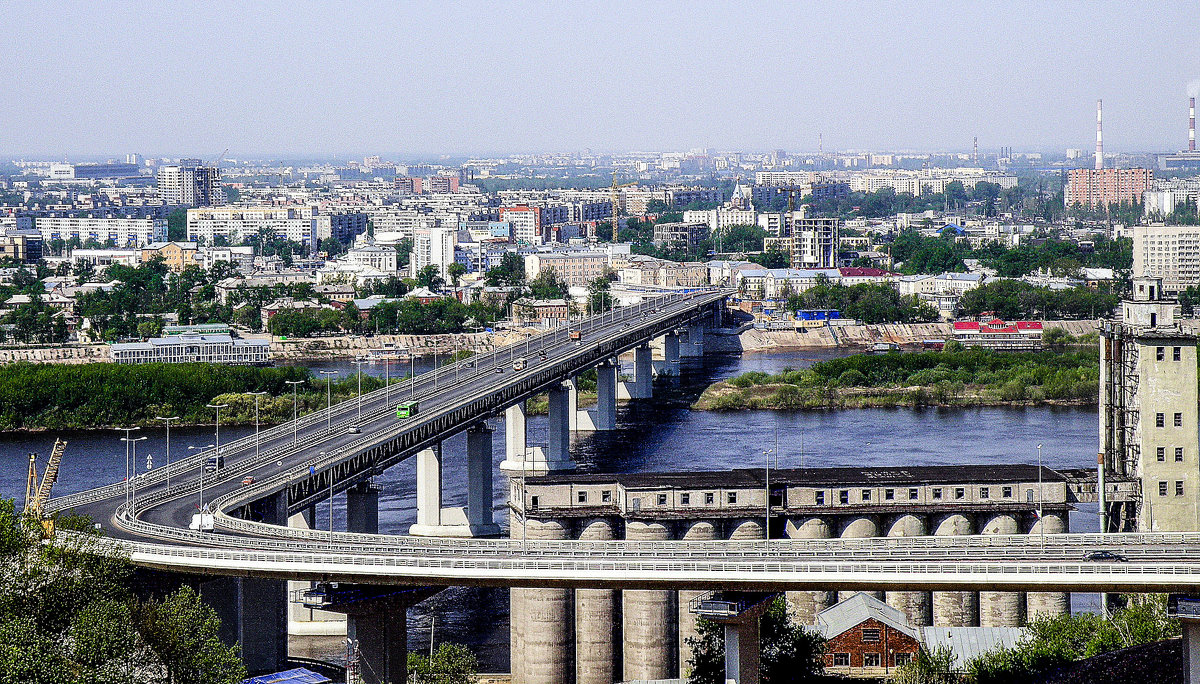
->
[966,596,1180,682]
[686,596,825,684]
[957,280,1119,319]
[889,230,1132,278]
[0,499,245,683]
[0,362,311,429]
[406,643,479,684]
[781,280,939,324]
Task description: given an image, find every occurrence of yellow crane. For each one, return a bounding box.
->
[24,439,66,537]
[609,171,638,240]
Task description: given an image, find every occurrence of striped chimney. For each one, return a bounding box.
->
[1190,97,1195,152]
[1095,99,1103,170]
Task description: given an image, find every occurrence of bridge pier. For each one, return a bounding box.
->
[657,332,681,377]
[288,507,347,636]
[619,345,654,399]
[201,576,287,676]
[465,423,501,535]
[681,323,705,358]
[500,401,528,473]
[678,520,717,678]
[589,360,618,431]
[347,482,379,535]
[576,518,616,684]
[349,608,407,684]
[623,521,675,681]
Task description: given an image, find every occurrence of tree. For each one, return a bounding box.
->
[485,252,525,287]
[686,596,825,684]
[416,265,445,290]
[587,275,614,313]
[167,208,188,242]
[891,645,956,684]
[319,236,346,257]
[407,643,478,684]
[447,262,467,287]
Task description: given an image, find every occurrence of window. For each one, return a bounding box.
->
[840,490,850,504]
[885,488,895,500]
[577,490,588,503]
[727,492,737,504]
[1157,413,1165,427]
[863,653,881,667]
[1003,486,1013,498]
[1178,481,1185,496]
[861,628,881,643]
[657,493,668,506]
[1158,446,1167,462]
[833,653,850,667]
[894,653,912,667]
[602,490,612,503]
[704,492,714,505]
[932,488,942,500]
[1177,447,1185,462]
[1175,347,1182,361]
[530,495,540,509]
[955,487,965,499]
[1176,413,1183,427]
[681,493,691,505]
[1157,346,1165,361]
[909,488,919,500]
[816,491,825,505]
[1160,481,1169,496]
[980,487,989,499]
[861,489,872,502]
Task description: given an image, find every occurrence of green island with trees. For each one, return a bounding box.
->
[693,341,1100,411]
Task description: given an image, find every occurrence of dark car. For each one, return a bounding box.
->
[1083,550,1127,562]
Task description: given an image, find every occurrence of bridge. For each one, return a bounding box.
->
[42,286,1200,683]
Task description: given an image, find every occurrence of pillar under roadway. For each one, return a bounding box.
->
[520,520,573,684]
[499,401,528,473]
[678,519,718,678]
[576,518,616,684]
[785,516,836,625]
[465,423,501,535]
[349,608,407,684]
[932,513,979,626]
[347,482,379,535]
[288,507,347,636]
[1026,513,1070,619]
[979,513,1025,627]
[659,332,681,376]
[591,360,618,431]
[201,576,287,676]
[624,521,675,682]
[681,323,705,358]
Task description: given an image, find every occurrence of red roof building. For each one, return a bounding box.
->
[952,319,1043,350]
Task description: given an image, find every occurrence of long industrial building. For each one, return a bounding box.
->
[110,334,270,365]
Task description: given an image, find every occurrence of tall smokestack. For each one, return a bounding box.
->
[1095,99,1103,170]
[1190,97,1195,152]
[973,136,978,164]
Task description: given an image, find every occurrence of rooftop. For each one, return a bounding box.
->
[537,464,1065,489]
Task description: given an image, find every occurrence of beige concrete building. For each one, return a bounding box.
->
[524,251,609,287]
[1132,224,1200,294]
[141,241,199,272]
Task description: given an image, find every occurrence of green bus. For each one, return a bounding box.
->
[396,401,419,419]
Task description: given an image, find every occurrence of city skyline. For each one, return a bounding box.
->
[4,1,1200,157]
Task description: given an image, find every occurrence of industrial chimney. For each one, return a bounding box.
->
[1190,97,1195,152]
[1095,99,1103,170]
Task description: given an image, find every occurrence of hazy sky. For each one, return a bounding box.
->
[4,1,1199,158]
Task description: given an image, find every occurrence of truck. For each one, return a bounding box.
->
[204,455,225,473]
[568,330,582,342]
[396,401,419,419]
[513,357,527,371]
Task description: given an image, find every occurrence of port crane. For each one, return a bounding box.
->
[24,439,66,537]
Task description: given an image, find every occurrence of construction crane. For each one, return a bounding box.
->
[24,439,66,537]
[609,171,638,241]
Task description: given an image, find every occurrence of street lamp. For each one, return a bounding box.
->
[247,391,268,459]
[352,358,368,425]
[285,380,304,445]
[206,403,228,463]
[122,435,147,508]
[189,443,215,511]
[115,426,141,507]
[764,447,774,551]
[318,370,337,432]
[1037,443,1044,549]
[155,416,180,490]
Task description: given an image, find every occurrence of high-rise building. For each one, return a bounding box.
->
[1064,168,1153,208]
[764,217,840,269]
[499,206,543,245]
[1132,224,1200,294]
[427,175,460,193]
[409,225,456,279]
[157,163,224,206]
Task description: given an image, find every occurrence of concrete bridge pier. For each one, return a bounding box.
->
[658,332,681,376]
[1026,513,1069,619]
[409,444,447,536]
[576,518,616,684]
[678,520,718,677]
[520,520,573,684]
[592,360,618,430]
[979,513,1025,626]
[347,482,379,535]
[349,607,407,684]
[499,401,528,473]
[623,521,675,681]
[620,345,654,399]
[932,513,979,626]
[785,516,836,625]
[288,507,347,636]
[838,516,882,602]
[681,323,705,358]
[200,576,288,676]
[885,514,931,626]
[465,423,501,535]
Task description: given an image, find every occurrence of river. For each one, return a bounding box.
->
[0,349,1103,671]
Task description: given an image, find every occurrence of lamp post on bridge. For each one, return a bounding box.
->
[155,416,179,491]
[115,426,141,508]
[318,371,337,432]
[122,435,147,508]
[764,447,774,551]
[247,391,267,460]
[1037,443,1044,550]
[285,380,304,446]
[352,357,368,425]
[189,443,214,511]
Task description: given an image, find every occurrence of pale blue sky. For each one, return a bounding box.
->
[3,1,1198,157]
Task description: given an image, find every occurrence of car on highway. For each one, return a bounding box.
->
[347,425,361,433]
[241,476,256,486]
[1083,550,1127,562]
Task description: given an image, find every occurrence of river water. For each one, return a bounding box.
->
[0,349,1103,671]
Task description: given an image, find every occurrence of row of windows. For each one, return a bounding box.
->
[820,485,1014,505]
[1159,481,1187,497]
[832,653,910,667]
[1155,346,1184,361]
[573,490,739,506]
[1155,446,1186,462]
[1155,412,1184,428]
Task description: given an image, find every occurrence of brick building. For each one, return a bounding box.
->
[817,593,922,676]
[1065,167,1153,208]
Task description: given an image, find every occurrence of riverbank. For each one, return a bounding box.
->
[693,347,1100,411]
[705,319,1101,353]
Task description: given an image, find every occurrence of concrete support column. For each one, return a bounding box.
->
[593,360,617,430]
[566,376,580,432]
[201,577,287,675]
[540,383,576,472]
[624,521,675,681]
[678,520,718,678]
[252,491,288,526]
[784,517,836,625]
[350,609,407,684]
[1026,513,1069,619]
[522,520,573,684]
[661,333,681,376]
[466,424,500,535]
[838,516,881,602]
[979,514,1025,627]
[633,344,653,398]
[408,444,442,535]
[288,508,346,636]
[576,518,616,684]
[885,514,931,626]
[932,513,978,626]
[724,620,761,684]
[347,483,379,535]
[500,401,527,472]
[681,323,705,358]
